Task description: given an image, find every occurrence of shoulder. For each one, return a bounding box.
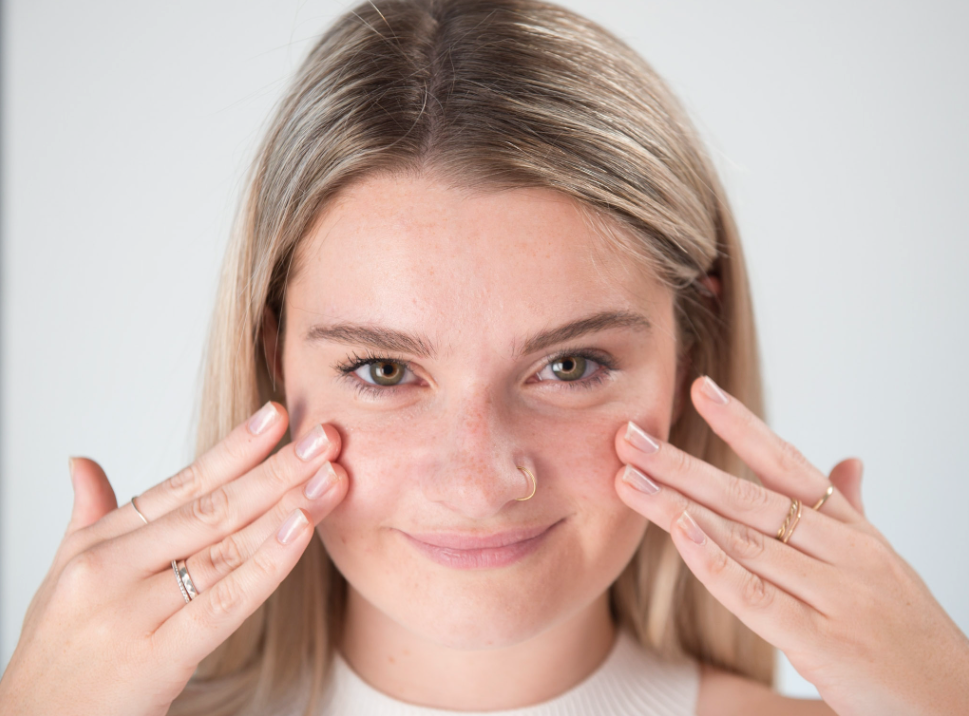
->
[696,664,836,716]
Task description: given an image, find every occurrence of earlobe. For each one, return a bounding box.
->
[262,307,285,387]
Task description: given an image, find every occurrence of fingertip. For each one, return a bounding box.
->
[277,507,311,545]
[320,423,343,458]
[247,401,287,436]
[675,510,707,545]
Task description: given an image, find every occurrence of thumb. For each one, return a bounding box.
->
[66,456,118,534]
[828,457,865,517]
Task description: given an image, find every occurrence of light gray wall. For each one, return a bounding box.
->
[2,0,967,699]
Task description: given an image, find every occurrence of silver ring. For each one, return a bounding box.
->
[172,560,190,604]
[131,495,149,525]
[176,560,200,600]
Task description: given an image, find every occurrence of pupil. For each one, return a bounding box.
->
[370,362,402,385]
[552,355,586,381]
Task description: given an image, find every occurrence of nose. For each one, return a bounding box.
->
[419,386,532,519]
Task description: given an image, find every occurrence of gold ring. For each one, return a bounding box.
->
[781,499,803,544]
[776,498,802,543]
[131,495,149,525]
[812,485,834,511]
[515,466,536,501]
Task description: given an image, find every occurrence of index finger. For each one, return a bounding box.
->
[102,402,337,537]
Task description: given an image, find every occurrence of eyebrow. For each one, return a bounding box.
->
[304,310,651,359]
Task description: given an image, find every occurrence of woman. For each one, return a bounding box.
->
[2,0,967,714]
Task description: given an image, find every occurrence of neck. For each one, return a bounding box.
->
[338,587,617,711]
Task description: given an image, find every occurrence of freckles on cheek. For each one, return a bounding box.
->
[536,412,625,500]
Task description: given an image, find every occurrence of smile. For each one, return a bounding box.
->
[397,519,563,570]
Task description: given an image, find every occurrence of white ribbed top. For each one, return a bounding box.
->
[317,629,700,715]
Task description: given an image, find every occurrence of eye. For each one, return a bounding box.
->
[535,354,601,383]
[353,360,415,387]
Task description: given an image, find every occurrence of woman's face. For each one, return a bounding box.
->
[277,172,681,649]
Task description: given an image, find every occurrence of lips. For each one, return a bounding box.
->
[397,519,562,569]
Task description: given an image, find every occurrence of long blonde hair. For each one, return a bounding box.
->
[172,1,772,713]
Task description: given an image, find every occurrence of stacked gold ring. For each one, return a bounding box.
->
[775,498,802,543]
[776,484,835,544]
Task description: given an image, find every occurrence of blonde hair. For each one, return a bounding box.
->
[172,1,772,713]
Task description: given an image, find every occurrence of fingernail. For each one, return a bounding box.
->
[622,465,660,495]
[277,508,309,544]
[304,462,337,499]
[68,457,76,489]
[678,511,706,544]
[248,402,279,435]
[701,376,729,405]
[625,421,659,454]
[295,425,329,461]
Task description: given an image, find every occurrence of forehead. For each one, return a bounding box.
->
[286,173,668,348]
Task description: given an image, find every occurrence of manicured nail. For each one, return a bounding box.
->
[295,425,329,461]
[247,402,279,435]
[678,511,706,544]
[277,508,309,544]
[304,462,338,499]
[622,465,660,494]
[701,376,729,405]
[625,422,659,454]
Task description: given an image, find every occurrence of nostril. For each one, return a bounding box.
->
[419,462,534,519]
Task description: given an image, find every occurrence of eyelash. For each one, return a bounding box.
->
[333,348,618,400]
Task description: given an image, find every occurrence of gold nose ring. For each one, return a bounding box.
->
[515,466,537,501]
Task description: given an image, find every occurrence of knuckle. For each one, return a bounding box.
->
[191,486,232,528]
[860,533,900,574]
[667,445,694,475]
[776,438,809,474]
[708,545,731,578]
[251,547,279,580]
[208,535,247,575]
[727,476,770,514]
[205,578,244,620]
[165,463,202,501]
[261,455,293,490]
[727,522,766,561]
[740,571,774,610]
[56,549,104,597]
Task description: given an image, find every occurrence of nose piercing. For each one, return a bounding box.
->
[515,466,537,501]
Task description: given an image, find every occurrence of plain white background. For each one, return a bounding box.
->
[2,0,967,700]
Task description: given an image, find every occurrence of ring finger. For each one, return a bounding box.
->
[140,460,347,620]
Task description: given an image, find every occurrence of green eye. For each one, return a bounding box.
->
[550,355,588,381]
[368,361,405,386]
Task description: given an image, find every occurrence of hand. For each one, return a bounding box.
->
[0,403,348,716]
[613,376,969,716]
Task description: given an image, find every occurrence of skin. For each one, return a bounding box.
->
[4,171,965,715]
[268,172,672,708]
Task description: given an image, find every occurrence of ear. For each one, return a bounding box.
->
[262,307,285,387]
[699,274,722,302]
